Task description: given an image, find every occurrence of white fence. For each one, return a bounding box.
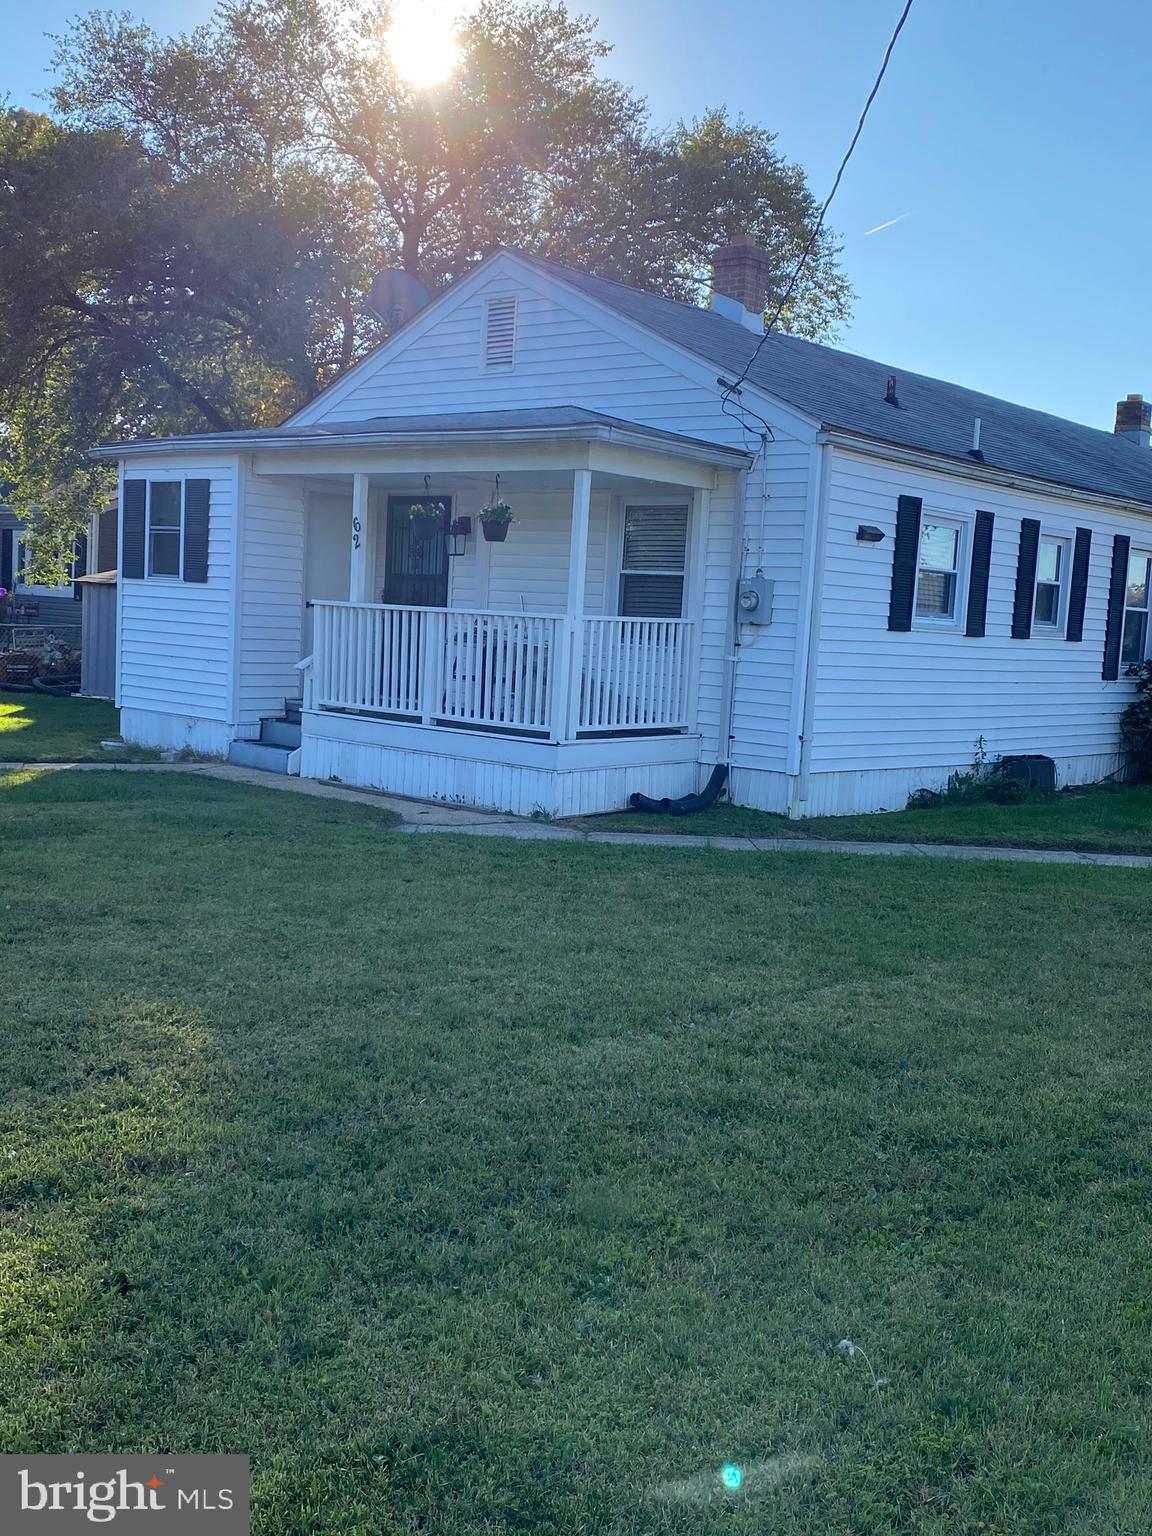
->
[310,602,694,739]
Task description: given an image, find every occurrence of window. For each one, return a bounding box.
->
[1121,549,1152,668]
[1033,536,1068,628]
[915,519,963,620]
[619,503,688,617]
[483,295,517,369]
[148,481,182,577]
[14,536,79,598]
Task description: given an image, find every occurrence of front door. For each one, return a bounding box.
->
[382,495,451,607]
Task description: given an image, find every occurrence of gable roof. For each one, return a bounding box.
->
[515,251,1152,510]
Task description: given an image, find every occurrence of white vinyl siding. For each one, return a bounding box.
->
[237,471,306,721]
[117,457,237,721]
[807,445,1152,791]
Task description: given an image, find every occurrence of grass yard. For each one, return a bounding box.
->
[582,782,1152,854]
[0,694,142,762]
[2,769,1151,1535]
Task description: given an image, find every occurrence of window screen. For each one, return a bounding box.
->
[619,504,688,618]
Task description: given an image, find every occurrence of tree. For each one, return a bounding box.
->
[0,107,380,576]
[8,0,851,575]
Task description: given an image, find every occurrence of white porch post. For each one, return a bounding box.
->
[686,484,711,733]
[349,473,373,601]
[550,467,593,742]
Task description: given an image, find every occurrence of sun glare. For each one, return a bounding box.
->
[385,2,461,88]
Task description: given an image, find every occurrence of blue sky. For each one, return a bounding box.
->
[5,0,1149,430]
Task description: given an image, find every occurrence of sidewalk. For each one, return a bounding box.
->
[8,759,1152,868]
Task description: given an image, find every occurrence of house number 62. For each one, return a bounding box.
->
[352,515,362,549]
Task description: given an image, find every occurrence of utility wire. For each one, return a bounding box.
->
[722,0,915,404]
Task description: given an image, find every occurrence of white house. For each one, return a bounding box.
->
[92,239,1152,817]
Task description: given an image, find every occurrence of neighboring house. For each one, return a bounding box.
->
[92,240,1152,817]
[0,504,118,633]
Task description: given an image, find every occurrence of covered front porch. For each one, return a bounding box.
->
[241,409,748,813]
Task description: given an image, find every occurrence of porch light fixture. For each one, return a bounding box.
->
[447,516,471,557]
[856,524,885,543]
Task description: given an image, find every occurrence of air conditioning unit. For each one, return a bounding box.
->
[999,754,1057,793]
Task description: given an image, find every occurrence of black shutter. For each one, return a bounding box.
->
[1102,534,1131,680]
[965,510,995,636]
[121,479,146,579]
[96,508,119,573]
[888,494,922,631]
[1011,517,1041,638]
[0,528,12,591]
[72,532,88,600]
[1065,527,1092,642]
[182,479,210,583]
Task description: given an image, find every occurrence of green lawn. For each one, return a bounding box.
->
[0,694,140,761]
[2,769,1150,1535]
[582,783,1152,854]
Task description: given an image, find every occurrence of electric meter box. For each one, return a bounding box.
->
[736,576,774,625]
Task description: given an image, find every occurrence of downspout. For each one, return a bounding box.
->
[629,458,751,815]
[718,459,753,770]
[791,437,833,815]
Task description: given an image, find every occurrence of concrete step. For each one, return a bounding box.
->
[259,717,302,749]
[228,740,295,774]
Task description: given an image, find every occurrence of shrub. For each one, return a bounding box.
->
[1120,660,1152,780]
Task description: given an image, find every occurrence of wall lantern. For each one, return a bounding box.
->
[447,516,471,558]
[856,524,885,543]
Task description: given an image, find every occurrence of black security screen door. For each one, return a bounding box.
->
[382,495,451,607]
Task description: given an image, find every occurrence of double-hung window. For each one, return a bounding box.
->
[619,503,688,618]
[915,518,964,622]
[148,482,183,577]
[1122,549,1152,668]
[1033,536,1068,629]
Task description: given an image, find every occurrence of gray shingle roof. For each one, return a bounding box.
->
[94,404,749,463]
[517,251,1152,510]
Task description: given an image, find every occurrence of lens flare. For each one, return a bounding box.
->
[385,2,461,88]
[721,1463,743,1490]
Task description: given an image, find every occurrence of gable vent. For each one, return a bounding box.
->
[483,295,517,369]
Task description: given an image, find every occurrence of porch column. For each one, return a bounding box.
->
[686,485,711,733]
[349,473,373,602]
[551,467,593,741]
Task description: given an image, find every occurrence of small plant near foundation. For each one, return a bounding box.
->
[907,736,1025,809]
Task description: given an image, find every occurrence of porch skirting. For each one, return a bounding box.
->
[299,709,705,818]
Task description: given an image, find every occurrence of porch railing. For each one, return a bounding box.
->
[310,601,694,739]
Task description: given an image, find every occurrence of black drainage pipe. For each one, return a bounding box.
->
[628,763,729,817]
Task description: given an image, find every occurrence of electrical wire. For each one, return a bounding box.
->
[721,0,915,407]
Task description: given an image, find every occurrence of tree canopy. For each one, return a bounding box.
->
[2,0,852,576]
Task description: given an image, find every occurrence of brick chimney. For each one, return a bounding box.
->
[1114,393,1151,448]
[711,235,773,333]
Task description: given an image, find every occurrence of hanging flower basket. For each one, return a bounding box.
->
[480,500,513,542]
[408,501,446,541]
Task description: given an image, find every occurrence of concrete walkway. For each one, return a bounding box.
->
[8,759,1152,868]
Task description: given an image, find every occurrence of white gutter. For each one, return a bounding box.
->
[90,423,752,472]
[822,429,1152,520]
[715,462,752,772]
